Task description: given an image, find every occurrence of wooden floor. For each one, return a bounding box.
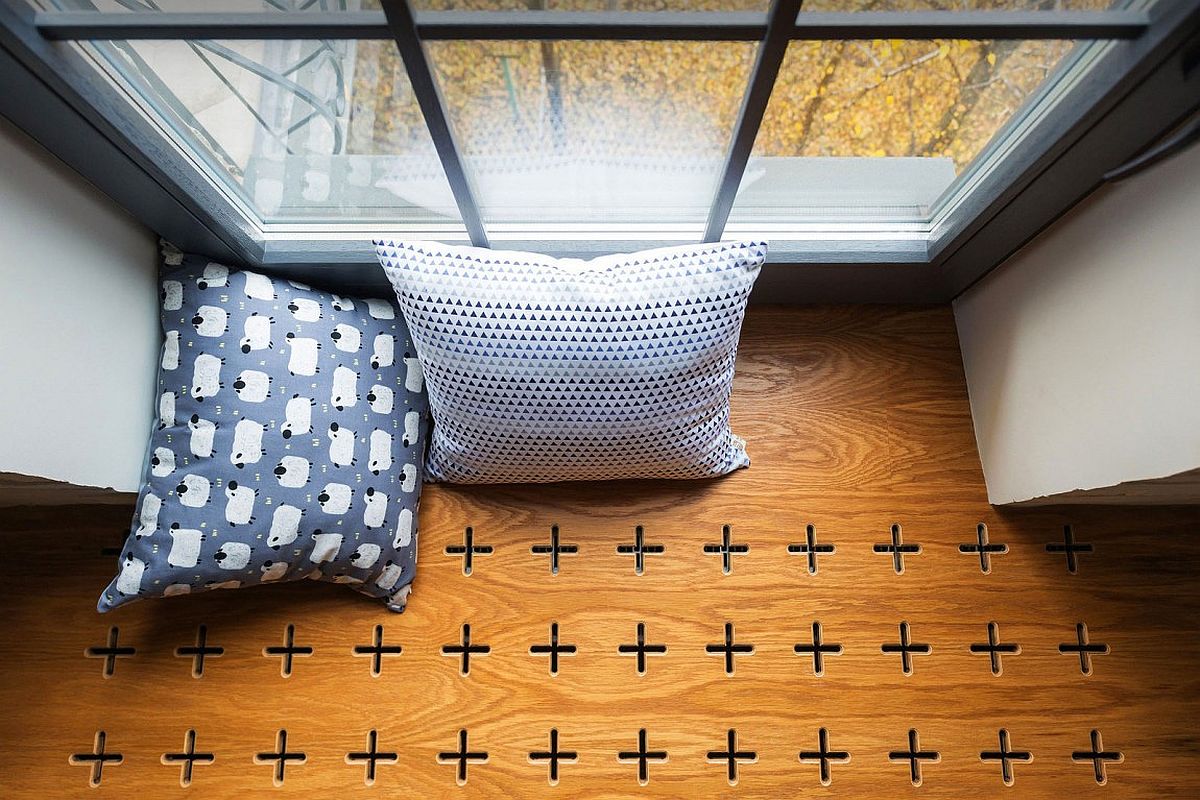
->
[1,306,1199,798]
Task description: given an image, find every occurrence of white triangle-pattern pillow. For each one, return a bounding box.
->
[374,240,767,484]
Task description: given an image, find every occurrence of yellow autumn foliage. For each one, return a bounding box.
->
[349,0,1114,175]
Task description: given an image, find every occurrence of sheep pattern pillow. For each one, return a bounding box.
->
[376,239,765,484]
[99,256,428,612]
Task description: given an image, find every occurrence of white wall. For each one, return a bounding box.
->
[954,142,1200,505]
[0,115,158,495]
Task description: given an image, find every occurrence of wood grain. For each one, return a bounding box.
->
[1,305,1198,798]
[0,471,134,507]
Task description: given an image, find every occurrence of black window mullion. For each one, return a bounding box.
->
[379,0,489,248]
[32,10,1148,42]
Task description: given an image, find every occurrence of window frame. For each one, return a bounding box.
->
[1,2,1197,301]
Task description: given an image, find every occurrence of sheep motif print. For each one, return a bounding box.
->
[99,256,429,612]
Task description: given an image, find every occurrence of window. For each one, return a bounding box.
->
[2,1,1194,298]
[729,37,1085,224]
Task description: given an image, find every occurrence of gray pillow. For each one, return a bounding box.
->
[99,255,428,612]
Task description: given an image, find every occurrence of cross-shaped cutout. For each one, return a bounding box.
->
[1046,524,1092,574]
[874,523,922,574]
[1058,622,1109,675]
[787,524,835,575]
[442,623,491,676]
[970,621,1020,676]
[529,728,578,786]
[437,729,488,786]
[616,525,664,575]
[798,727,850,786]
[445,526,492,576]
[889,728,940,787]
[1072,729,1123,785]
[345,729,398,786]
[263,624,313,678]
[705,621,755,675]
[793,621,844,677]
[531,524,578,575]
[353,624,403,677]
[85,626,135,678]
[617,728,668,786]
[706,728,757,786]
[703,524,749,575]
[254,729,306,787]
[529,622,577,676]
[980,728,1032,786]
[70,731,123,787]
[175,624,224,678]
[161,729,214,787]
[881,621,932,675]
[959,523,1008,574]
[618,622,667,676]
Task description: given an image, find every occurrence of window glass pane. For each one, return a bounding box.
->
[84,38,460,226]
[426,40,756,226]
[728,38,1082,225]
[800,0,1123,9]
[33,0,1126,11]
